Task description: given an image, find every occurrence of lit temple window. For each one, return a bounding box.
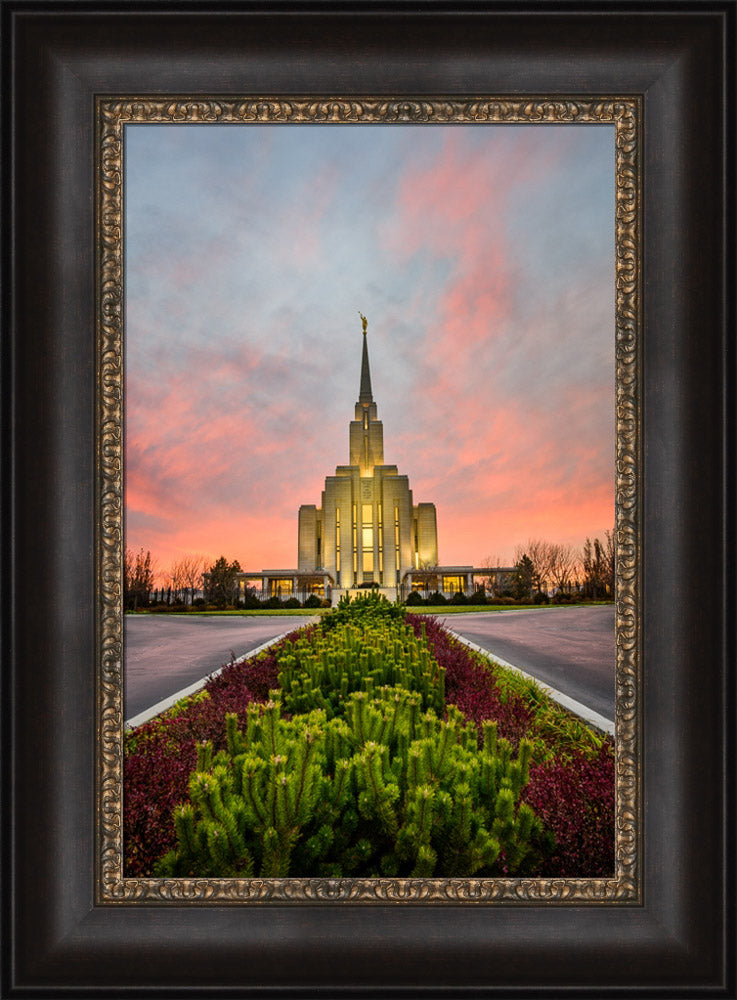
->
[352,504,358,575]
[378,504,383,576]
[335,507,341,573]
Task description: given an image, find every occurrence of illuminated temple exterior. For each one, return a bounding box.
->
[298,314,438,598]
[237,318,487,604]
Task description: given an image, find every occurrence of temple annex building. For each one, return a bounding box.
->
[236,317,502,605]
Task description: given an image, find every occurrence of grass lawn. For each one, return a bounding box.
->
[130,601,614,617]
[128,608,320,616]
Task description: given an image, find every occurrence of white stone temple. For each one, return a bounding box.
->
[237,317,485,605]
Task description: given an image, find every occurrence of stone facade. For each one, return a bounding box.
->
[298,319,438,600]
[235,317,498,605]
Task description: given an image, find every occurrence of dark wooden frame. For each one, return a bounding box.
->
[2,2,734,994]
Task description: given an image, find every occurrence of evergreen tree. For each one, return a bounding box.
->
[204,556,242,608]
[512,553,535,600]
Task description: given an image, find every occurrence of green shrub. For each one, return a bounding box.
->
[277,617,444,718]
[552,591,574,604]
[303,594,323,608]
[405,590,426,606]
[320,591,406,632]
[153,594,550,879]
[154,688,546,879]
[427,591,447,605]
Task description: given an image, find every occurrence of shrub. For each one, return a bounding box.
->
[552,591,574,604]
[407,613,615,876]
[405,590,426,606]
[406,615,535,747]
[124,642,286,875]
[303,594,323,608]
[283,597,302,609]
[126,606,615,880]
[278,617,444,718]
[427,591,447,605]
[450,591,468,605]
[321,591,405,632]
[524,744,615,876]
[155,688,547,879]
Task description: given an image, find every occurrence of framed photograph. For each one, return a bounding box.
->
[4,2,733,995]
[108,98,634,902]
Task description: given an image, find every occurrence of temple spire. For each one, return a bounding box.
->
[358,312,373,404]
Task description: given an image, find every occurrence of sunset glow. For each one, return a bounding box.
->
[125,124,615,579]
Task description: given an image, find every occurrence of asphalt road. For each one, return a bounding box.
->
[125,606,614,724]
[435,605,615,721]
[124,615,314,720]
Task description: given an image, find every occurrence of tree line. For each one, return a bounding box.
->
[483,532,615,603]
[123,551,243,611]
[124,530,616,612]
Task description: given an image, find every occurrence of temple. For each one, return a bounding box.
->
[297,313,438,601]
[237,317,490,604]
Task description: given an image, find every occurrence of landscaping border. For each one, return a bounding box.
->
[446,630,615,737]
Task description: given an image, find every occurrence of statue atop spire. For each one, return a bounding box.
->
[358,312,373,404]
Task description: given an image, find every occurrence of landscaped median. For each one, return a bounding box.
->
[124,593,614,879]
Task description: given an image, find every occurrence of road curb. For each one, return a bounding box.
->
[445,628,615,737]
[124,624,312,730]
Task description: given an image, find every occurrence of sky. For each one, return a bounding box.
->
[124,122,615,580]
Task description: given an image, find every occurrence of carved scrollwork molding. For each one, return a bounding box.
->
[97,97,640,905]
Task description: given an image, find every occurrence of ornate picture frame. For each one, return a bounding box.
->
[99,96,640,905]
[4,4,732,994]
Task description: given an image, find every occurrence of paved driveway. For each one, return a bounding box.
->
[435,605,615,721]
[125,606,614,726]
[124,615,314,720]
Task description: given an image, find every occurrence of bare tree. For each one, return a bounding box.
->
[582,531,615,599]
[515,539,555,595]
[168,561,187,604]
[179,554,207,605]
[548,543,580,595]
[480,555,509,598]
[124,547,156,610]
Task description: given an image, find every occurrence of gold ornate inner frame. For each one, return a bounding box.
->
[97,96,641,905]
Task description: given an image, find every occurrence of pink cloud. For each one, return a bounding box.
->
[126,128,613,577]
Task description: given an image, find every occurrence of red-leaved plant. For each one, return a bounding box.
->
[124,617,614,878]
[124,639,285,875]
[406,614,615,877]
[524,746,615,877]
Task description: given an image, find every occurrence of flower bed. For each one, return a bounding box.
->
[406,614,614,876]
[124,598,614,877]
